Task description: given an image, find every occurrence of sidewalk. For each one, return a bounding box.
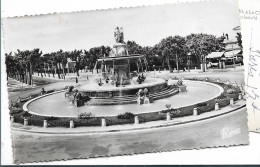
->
[11,98,246,134]
[7,78,37,92]
[32,71,98,81]
[31,66,244,82]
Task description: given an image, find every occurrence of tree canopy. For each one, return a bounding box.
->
[5,32,229,83]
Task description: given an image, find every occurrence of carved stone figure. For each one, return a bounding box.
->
[114,26,124,43]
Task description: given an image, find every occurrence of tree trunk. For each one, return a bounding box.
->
[176,52,179,73]
[22,74,25,83]
[162,59,165,67]
[58,63,63,79]
[166,56,172,72]
[40,68,43,78]
[62,64,66,78]
[56,64,60,79]
[25,66,28,84]
[77,68,80,77]
[29,63,32,85]
[200,52,206,72]
[19,72,21,82]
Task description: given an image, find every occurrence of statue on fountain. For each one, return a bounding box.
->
[110,26,128,57]
[114,27,125,44]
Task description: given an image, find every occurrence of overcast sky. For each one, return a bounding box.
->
[3,0,240,54]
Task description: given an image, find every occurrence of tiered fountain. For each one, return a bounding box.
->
[76,27,180,105]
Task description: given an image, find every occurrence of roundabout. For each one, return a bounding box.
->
[25,80,224,117]
[10,28,243,128]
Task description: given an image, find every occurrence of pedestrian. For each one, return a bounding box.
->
[76,77,78,83]
[40,88,46,95]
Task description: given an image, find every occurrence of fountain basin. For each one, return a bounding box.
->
[25,80,224,117]
[78,77,167,97]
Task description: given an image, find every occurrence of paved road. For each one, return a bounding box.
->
[12,107,248,164]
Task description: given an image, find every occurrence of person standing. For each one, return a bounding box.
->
[40,88,46,95]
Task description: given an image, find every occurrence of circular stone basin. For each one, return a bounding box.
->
[26,80,224,117]
[77,77,167,97]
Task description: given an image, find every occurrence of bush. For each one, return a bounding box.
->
[197,103,215,114]
[138,113,166,123]
[225,93,239,101]
[217,98,230,107]
[227,88,236,94]
[48,119,70,127]
[216,93,227,100]
[196,102,208,107]
[22,111,32,118]
[170,109,181,114]
[77,112,93,119]
[46,90,55,94]
[224,85,233,90]
[28,118,44,126]
[117,112,135,119]
[73,117,101,127]
[9,107,23,115]
[44,116,58,121]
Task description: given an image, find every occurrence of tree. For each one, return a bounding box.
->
[236,32,242,48]
[69,49,82,76]
[186,34,222,72]
[5,52,14,80]
[61,51,69,78]
[162,43,172,72]
[14,49,42,85]
[43,53,56,78]
[127,41,144,55]
[157,36,186,72]
[53,50,64,79]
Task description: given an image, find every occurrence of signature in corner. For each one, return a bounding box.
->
[220,127,241,139]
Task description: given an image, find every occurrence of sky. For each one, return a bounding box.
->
[3,0,240,54]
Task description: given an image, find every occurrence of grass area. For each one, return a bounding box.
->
[10,79,241,128]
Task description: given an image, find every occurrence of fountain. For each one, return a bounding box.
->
[18,28,233,123]
[74,27,180,105]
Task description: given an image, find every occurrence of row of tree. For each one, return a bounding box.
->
[5,33,229,85]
